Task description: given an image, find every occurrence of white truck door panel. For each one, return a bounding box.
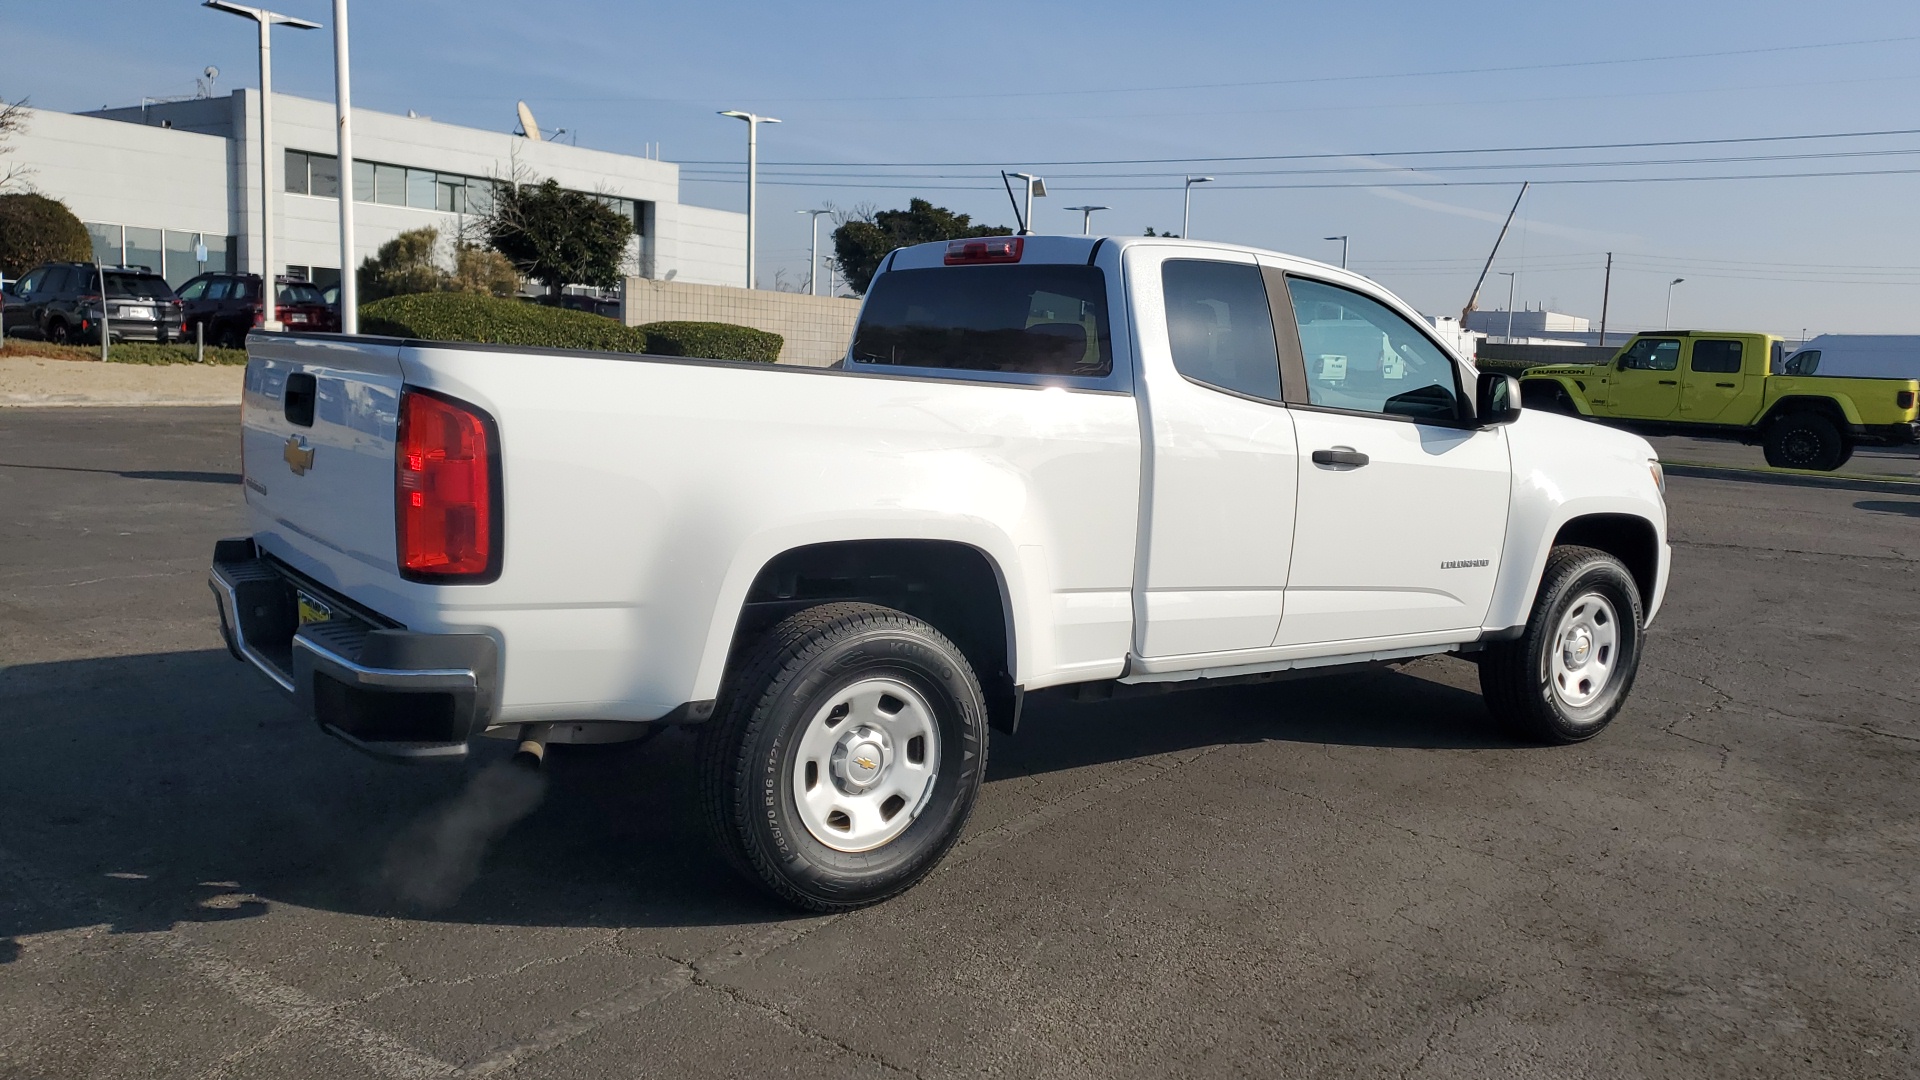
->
[1276,414,1509,645]
[1130,247,1300,657]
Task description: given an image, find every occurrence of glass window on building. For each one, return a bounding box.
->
[310,266,341,291]
[406,168,437,209]
[309,153,340,197]
[285,149,310,194]
[124,227,164,275]
[374,163,405,205]
[205,234,234,274]
[162,230,199,288]
[86,222,123,266]
[436,175,468,214]
[353,159,375,202]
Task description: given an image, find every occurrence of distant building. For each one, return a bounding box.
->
[5,91,746,292]
[1464,307,1592,345]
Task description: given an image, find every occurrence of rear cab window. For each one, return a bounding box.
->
[1690,339,1744,374]
[849,263,1113,383]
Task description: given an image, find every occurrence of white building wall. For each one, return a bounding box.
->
[650,203,748,288]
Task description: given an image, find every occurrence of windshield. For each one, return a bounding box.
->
[850,264,1113,377]
[104,273,174,301]
[278,283,325,305]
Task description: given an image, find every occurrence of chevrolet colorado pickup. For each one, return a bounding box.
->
[210,235,1670,910]
[1518,330,1920,471]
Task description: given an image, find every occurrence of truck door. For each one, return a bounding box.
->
[1679,337,1749,423]
[1273,274,1510,646]
[1606,337,1683,419]
[1133,250,1300,658]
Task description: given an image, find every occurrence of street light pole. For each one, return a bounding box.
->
[1064,205,1110,235]
[1499,271,1517,341]
[331,0,356,333]
[1665,277,1685,330]
[205,2,320,334]
[719,110,781,289]
[797,208,832,296]
[1182,175,1213,239]
[1323,235,1348,268]
[1010,173,1047,235]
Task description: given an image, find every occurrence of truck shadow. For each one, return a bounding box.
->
[0,648,1514,947]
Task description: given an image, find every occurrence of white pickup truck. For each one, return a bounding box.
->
[211,234,1670,910]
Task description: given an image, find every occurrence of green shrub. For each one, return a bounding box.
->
[0,192,92,278]
[0,340,247,365]
[1474,357,1543,375]
[359,292,652,353]
[638,321,782,363]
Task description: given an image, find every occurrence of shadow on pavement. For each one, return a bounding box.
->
[0,646,1511,948]
[1856,499,1920,517]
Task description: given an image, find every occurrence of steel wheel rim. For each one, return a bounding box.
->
[791,677,942,853]
[1549,591,1621,712]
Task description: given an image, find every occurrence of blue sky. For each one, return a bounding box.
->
[7,0,1920,332]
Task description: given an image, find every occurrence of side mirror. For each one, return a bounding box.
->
[1476,371,1522,427]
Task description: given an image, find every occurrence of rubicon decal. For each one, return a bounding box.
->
[1440,558,1490,569]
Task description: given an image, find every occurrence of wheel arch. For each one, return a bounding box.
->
[1549,513,1660,610]
[709,538,1021,732]
[1760,394,1858,431]
[1519,374,1593,415]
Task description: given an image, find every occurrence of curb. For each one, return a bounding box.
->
[1664,460,1920,496]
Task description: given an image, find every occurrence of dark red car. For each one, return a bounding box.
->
[177,273,339,347]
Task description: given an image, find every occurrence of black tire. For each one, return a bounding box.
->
[698,602,989,912]
[1763,411,1845,471]
[46,320,71,345]
[1480,545,1645,745]
[216,324,245,350]
[1522,383,1577,416]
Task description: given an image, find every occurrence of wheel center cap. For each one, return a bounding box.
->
[1562,627,1593,668]
[833,728,887,790]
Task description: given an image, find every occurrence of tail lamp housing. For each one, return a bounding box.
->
[396,388,501,583]
[944,236,1023,265]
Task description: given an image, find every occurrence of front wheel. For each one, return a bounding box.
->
[1480,546,1645,744]
[699,602,989,911]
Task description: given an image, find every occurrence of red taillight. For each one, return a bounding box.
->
[1899,390,1915,411]
[944,236,1023,265]
[252,309,265,326]
[396,389,498,581]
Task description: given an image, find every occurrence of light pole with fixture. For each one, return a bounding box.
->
[1323,235,1348,269]
[1498,271,1518,341]
[1064,205,1109,236]
[719,110,780,289]
[205,1,321,333]
[330,0,356,333]
[1665,277,1685,330]
[1182,175,1213,239]
[1010,173,1047,235]
[797,208,832,296]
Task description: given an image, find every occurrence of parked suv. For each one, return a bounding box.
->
[2,262,185,344]
[177,273,339,347]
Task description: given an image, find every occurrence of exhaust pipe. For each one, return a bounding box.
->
[512,723,553,769]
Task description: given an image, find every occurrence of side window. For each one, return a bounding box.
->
[231,279,255,301]
[15,269,43,296]
[177,279,208,301]
[206,279,232,301]
[1783,350,1820,376]
[1690,339,1743,374]
[1618,338,1681,371]
[1162,260,1281,400]
[1284,277,1461,421]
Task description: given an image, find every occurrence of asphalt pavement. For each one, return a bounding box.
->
[2,408,1917,1079]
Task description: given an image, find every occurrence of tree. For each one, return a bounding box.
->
[831,198,1012,296]
[450,243,520,298]
[0,97,31,193]
[482,177,633,296]
[357,226,447,301]
[0,193,91,278]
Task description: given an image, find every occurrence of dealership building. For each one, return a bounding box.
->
[5,90,747,293]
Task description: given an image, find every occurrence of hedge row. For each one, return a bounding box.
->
[358,292,784,362]
[0,341,249,365]
[636,320,781,363]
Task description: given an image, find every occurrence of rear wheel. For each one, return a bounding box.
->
[699,602,988,911]
[216,324,245,350]
[1763,411,1846,471]
[47,320,71,345]
[1481,545,1645,744]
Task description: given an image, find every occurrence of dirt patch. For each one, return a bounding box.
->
[0,356,243,407]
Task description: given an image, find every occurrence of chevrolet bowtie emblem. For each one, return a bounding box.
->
[854,757,877,771]
[283,435,315,476]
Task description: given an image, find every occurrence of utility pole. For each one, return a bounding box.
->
[797,208,832,295]
[331,0,356,333]
[1598,252,1612,348]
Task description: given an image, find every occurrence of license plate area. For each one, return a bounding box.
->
[297,590,333,626]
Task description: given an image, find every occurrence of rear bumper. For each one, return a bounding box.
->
[1854,421,1920,446]
[209,538,499,763]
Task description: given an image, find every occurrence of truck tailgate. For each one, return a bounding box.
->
[241,336,406,594]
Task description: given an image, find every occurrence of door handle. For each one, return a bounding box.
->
[1657,380,1678,385]
[1715,382,1736,388]
[1311,448,1370,467]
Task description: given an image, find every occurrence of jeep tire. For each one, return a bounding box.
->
[1763,411,1847,471]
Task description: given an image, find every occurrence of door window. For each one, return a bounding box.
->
[14,269,43,296]
[1162,260,1282,400]
[1284,277,1461,421]
[1690,339,1743,374]
[1618,338,1680,371]
[1782,349,1820,375]
[177,279,208,301]
[206,279,232,301]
